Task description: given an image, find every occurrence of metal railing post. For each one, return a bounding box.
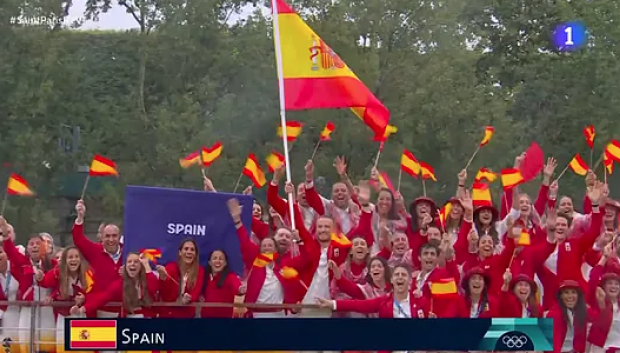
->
[29,303,36,353]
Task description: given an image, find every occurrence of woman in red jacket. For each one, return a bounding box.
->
[201,249,245,318]
[156,239,204,318]
[330,235,370,315]
[37,246,89,353]
[317,263,433,318]
[498,270,542,318]
[453,267,498,318]
[545,280,597,353]
[72,252,158,318]
[587,249,620,352]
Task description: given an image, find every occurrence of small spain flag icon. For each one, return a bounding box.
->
[69,320,117,350]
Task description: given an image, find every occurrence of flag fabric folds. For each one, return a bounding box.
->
[69,320,117,349]
[202,142,223,167]
[272,0,390,136]
[420,162,436,181]
[479,126,494,147]
[439,203,453,229]
[180,150,201,168]
[568,154,588,176]
[401,150,420,178]
[604,151,614,174]
[140,248,163,264]
[517,230,531,246]
[280,266,299,280]
[266,151,285,172]
[253,253,277,267]
[373,125,398,142]
[319,121,335,140]
[243,154,267,187]
[472,182,492,206]
[89,155,118,176]
[277,121,303,141]
[606,140,620,162]
[6,173,34,196]
[330,232,352,247]
[583,125,595,149]
[474,168,497,183]
[501,168,524,189]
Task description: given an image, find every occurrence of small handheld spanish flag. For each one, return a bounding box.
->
[253,253,277,267]
[201,142,223,167]
[569,154,588,176]
[474,168,497,183]
[265,151,285,173]
[583,125,595,149]
[277,121,303,141]
[242,154,266,188]
[6,173,34,196]
[319,121,335,141]
[280,266,299,280]
[401,149,420,178]
[140,248,162,264]
[430,278,458,298]
[420,162,437,181]
[89,155,118,177]
[500,168,524,190]
[180,150,201,168]
[479,126,494,147]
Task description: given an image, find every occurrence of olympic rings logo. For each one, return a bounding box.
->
[502,335,528,348]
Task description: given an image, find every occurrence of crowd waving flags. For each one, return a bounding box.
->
[3,2,620,353]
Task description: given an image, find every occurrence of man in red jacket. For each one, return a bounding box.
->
[73,200,123,318]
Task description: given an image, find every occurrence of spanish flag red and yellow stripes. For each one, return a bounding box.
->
[265,151,285,172]
[6,173,34,196]
[604,150,614,175]
[583,125,595,149]
[401,149,420,178]
[280,266,299,279]
[430,277,458,297]
[472,182,492,206]
[373,125,398,142]
[500,168,524,189]
[479,126,494,147]
[202,142,223,167]
[180,150,201,168]
[272,0,390,136]
[330,232,352,247]
[253,253,277,267]
[439,202,452,229]
[517,229,531,246]
[89,154,118,177]
[420,162,437,181]
[242,154,267,188]
[69,320,117,349]
[474,168,497,183]
[568,154,588,176]
[84,269,94,293]
[140,248,163,264]
[319,121,335,140]
[369,171,394,191]
[277,121,303,141]
[605,140,620,162]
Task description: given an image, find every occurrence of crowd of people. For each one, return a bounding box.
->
[0,152,619,353]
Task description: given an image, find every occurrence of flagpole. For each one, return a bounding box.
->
[373,142,383,169]
[555,163,571,182]
[464,146,480,170]
[397,168,402,192]
[310,140,321,160]
[422,178,427,197]
[233,172,243,194]
[80,175,90,200]
[271,0,296,229]
[590,148,594,168]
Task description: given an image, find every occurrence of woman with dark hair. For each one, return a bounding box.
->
[498,270,542,318]
[73,252,158,318]
[201,249,246,318]
[587,246,620,353]
[368,187,405,253]
[330,256,391,318]
[454,267,498,318]
[444,197,464,245]
[545,280,596,353]
[329,235,371,317]
[156,238,204,318]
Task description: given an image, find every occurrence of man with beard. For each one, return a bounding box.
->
[267,164,318,231]
[303,159,360,234]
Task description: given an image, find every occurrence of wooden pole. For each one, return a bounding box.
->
[397,168,402,192]
[310,140,321,160]
[80,175,91,200]
[232,172,243,194]
[464,146,481,170]
[422,178,427,197]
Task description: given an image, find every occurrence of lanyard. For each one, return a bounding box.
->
[393,299,409,318]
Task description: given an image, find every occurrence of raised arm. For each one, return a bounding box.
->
[72,200,104,263]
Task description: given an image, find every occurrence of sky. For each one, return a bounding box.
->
[65,0,259,30]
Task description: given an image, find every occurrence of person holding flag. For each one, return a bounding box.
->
[0,246,20,352]
[156,239,205,319]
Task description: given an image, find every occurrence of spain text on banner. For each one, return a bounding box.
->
[272,0,389,136]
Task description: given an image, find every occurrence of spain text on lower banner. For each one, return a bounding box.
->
[65,318,553,351]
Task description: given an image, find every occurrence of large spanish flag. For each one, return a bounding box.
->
[69,319,117,349]
[272,0,390,136]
